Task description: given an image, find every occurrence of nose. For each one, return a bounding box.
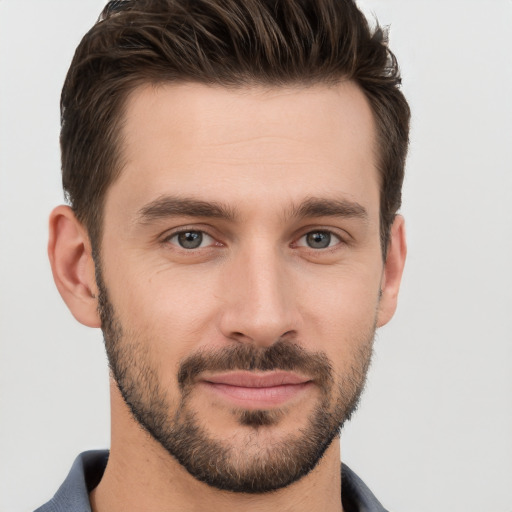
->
[218,245,300,347]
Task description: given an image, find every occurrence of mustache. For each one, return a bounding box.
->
[177,340,334,391]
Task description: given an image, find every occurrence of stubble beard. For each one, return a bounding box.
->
[96,268,375,494]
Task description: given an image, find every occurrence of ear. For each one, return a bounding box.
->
[48,205,101,327]
[377,215,407,328]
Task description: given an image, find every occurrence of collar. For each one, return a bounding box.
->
[35,450,388,512]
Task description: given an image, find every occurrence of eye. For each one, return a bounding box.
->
[296,230,341,249]
[167,230,215,249]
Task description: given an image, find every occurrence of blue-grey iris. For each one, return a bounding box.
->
[178,231,203,249]
[306,231,331,249]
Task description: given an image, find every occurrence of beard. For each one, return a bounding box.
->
[96,267,375,494]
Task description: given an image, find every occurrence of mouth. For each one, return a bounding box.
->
[199,371,314,409]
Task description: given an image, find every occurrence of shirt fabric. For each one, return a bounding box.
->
[35,450,389,512]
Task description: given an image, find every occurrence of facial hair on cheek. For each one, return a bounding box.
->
[95,264,376,494]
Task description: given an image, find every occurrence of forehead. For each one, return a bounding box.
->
[108,81,379,219]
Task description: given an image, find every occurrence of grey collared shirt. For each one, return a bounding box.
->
[35,450,389,512]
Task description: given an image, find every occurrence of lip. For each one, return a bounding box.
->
[199,371,313,409]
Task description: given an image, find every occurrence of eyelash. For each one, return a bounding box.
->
[294,230,342,250]
[163,229,219,250]
[163,227,346,251]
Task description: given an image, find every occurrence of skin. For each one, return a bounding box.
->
[48,81,406,512]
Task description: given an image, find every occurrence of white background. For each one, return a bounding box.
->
[1,1,511,511]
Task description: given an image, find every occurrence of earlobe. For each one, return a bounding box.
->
[48,205,101,328]
[376,215,407,328]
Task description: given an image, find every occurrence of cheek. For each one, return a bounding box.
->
[105,259,222,363]
[298,263,381,358]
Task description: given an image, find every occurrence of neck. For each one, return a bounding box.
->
[90,381,344,512]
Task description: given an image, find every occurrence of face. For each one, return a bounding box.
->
[97,82,387,493]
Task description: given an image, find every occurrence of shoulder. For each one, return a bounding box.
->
[341,463,390,512]
[34,451,109,512]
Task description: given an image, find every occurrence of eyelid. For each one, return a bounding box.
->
[171,231,214,248]
[296,231,340,248]
[161,226,221,248]
[292,227,348,248]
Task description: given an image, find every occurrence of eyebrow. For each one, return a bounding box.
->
[137,196,237,223]
[289,197,368,221]
[136,195,368,224]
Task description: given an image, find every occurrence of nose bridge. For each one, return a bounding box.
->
[219,240,297,345]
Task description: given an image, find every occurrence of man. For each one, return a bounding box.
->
[38,0,409,510]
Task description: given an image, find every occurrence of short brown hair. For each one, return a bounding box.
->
[61,0,410,256]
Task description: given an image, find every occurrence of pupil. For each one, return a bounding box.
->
[178,231,202,249]
[307,231,330,249]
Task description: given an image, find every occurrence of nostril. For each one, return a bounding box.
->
[229,331,253,343]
